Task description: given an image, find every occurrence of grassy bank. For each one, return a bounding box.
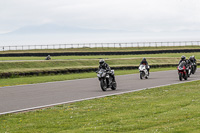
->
[0,52,200,61]
[0,67,175,87]
[1,79,199,132]
[1,45,200,54]
[0,57,179,73]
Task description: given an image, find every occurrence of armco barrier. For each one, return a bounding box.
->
[1,49,200,57]
[0,64,181,78]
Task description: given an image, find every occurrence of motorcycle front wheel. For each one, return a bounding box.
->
[140,72,143,79]
[192,66,195,74]
[179,73,183,81]
[100,79,107,91]
[184,73,188,80]
[111,81,117,90]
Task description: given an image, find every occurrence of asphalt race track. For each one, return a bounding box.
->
[0,70,199,115]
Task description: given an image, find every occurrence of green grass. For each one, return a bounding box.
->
[1,78,200,132]
[0,67,175,87]
[1,45,200,54]
[0,57,179,73]
[0,52,199,61]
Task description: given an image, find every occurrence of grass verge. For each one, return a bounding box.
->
[0,57,178,73]
[0,52,200,60]
[0,77,200,132]
[0,67,175,87]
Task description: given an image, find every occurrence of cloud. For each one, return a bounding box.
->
[1,0,200,34]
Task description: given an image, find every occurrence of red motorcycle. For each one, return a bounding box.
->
[177,62,188,81]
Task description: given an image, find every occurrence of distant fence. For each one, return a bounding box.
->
[0,41,200,51]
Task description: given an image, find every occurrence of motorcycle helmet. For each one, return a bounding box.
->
[181,55,186,60]
[189,56,193,60]
[142,58,146,61]
[99,59,105,66]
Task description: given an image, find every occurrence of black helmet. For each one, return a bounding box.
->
[181,55,186,60]
[99,59,105,65]
[189,56,193,60]
[142,58,146,61]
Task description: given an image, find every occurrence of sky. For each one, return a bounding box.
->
[0,0,200,45]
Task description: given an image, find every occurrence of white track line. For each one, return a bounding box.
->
[0,78,199,115]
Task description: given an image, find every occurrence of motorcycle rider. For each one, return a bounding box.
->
[190,55,197,63]
[179,55,186,65]
[190,55,197,72]
[193,55,196,62]
[140,58,150,75]
[97,59,115,82]
[178,55,191,76]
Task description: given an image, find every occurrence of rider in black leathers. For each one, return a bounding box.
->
[179,55,186,65]
[98,59,111,71]
[98,59,115,82]
[140,58,149,75]
[179,56,191,76]
[189,56,197,63]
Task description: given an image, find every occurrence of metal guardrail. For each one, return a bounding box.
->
[0,41,200,51]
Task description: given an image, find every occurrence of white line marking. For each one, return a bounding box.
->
[0,78,199,115]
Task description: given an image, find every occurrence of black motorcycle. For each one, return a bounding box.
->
[191,62,197,74]
[96,69,117,91]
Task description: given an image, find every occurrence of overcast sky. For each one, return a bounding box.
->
[0,0,200,44]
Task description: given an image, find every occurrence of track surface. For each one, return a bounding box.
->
[0,70,199,114]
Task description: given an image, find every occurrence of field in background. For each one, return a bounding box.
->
[0,52,199,74]
[1,79,200,132]
[0,52,199,61]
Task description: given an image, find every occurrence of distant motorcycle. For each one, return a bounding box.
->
[187,64,192,77]
[191,62,197,74]
[139,64,149,79]
[96,69,117,91]
[177,62,187,81]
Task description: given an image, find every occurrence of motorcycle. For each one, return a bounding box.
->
[191,62,197,74]
[177,62,188,81]
[187,64,192,77]
[139,64,149,79]
[96,69,117,91]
